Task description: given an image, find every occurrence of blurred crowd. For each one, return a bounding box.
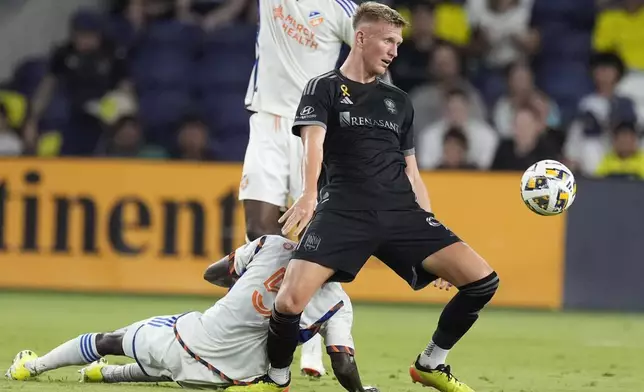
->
[1,0,644,180]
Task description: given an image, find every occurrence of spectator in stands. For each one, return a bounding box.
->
[96,116,167,158]
[593,0,644,71]
[22,10,133,156]
[389,1,438,93]
[596,0,644,125]
[435,127,478,170]
[492,105,559,170]
[595,121,644,179]
[172,116,215,161]
[417,88,498,170]
[467,0,539,105]
[467,0,538,67]
[410,42,487,133]
[0,103,23,156]
[493,61,561,139]
[564,52,640,176]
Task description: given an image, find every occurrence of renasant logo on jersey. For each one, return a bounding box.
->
[339,112,400,134]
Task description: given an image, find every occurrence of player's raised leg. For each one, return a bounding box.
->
[372,208,497,392]
[410,241,497,392]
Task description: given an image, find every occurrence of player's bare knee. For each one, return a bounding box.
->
[274,289,307,315]
[95,332,125,356]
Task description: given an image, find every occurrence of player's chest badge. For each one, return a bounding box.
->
[308,10,324,26]
[384,98,397,114]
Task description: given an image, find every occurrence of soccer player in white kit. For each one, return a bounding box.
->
[240,0,359,378]
[6,236,378,391]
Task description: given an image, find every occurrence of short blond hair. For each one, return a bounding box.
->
[352,1,409,30]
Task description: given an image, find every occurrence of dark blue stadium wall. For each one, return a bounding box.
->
[564,178,644,312]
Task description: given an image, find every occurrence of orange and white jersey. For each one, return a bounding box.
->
[174,235,354,383]
[245,0,357,119]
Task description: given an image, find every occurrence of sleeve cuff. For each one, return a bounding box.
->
[293,121,328,136]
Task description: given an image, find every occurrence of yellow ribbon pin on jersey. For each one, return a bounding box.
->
[341,84,350,97]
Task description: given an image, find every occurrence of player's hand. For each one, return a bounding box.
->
[279,192,317,236]
[433,278,453,291]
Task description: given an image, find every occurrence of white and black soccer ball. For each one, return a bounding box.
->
[520,160,577,216]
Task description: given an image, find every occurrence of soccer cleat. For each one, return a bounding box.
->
[409,356,474,392]
[224,375,290,392]
[79,357,108,383]
[5,350,38,381]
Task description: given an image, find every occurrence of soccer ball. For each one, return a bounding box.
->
[520,160,577,216]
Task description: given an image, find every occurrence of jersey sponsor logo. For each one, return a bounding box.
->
[273,5,319,50]
[299,106,316,119]
[384,98,397,114]
[300,106,315,116]
[339,112,400,133]
[308,10,324,26]
[340,96,353,105]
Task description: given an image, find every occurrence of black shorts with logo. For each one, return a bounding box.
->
[293,208,462,290]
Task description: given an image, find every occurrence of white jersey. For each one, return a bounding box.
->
[174,235,354,383]
[245,0,357,119]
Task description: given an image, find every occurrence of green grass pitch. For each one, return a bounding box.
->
[0,292,642,392]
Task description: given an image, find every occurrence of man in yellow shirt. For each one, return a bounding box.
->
[593,0,644,70]
[596,122,644,179]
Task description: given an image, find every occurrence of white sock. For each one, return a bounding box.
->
[300,334,326,375]
[418,340,449,369]
[102,363,167,383]
[268,366,290,385]
[26,333,101,375]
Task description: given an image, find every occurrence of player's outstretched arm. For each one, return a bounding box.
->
[329,353,378,392]
[203,256,235,288]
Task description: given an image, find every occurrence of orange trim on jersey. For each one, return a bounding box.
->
[227,251,237,275]
[173,314,254,386]
[326,345,355,356]
[274,115,280,132]
[254,236,267,255]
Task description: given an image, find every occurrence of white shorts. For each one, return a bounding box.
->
[120,314,227,388]
[239,111,303,208]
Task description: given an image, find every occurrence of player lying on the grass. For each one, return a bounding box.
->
[5,235,379,391]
